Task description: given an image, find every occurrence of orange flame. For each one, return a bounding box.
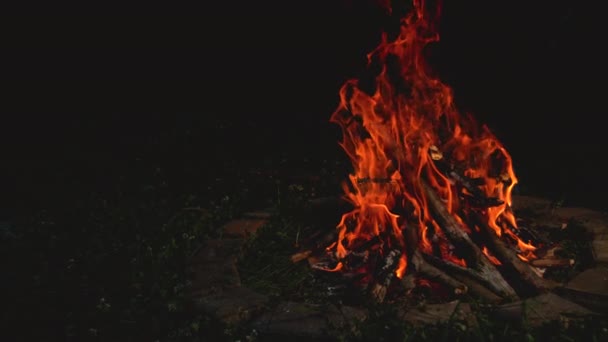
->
[482,246,502,266]
[326,0,535,281]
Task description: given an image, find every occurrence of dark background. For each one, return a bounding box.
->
[2,0,607,215]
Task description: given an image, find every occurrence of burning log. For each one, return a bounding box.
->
[421,179,518,300]
[430,150,504,209]
[423,254,507,303]
[470,213,557,293]
[371,249,401,302]
[410,251,468,296]
[403,219,468,297]
[450,273,504,304]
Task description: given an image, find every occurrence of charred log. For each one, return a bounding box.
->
[470,212,556,293]
[371,249,401,302]
[421,179,518,300]
[411,251,468,296]
[403,220,468,297]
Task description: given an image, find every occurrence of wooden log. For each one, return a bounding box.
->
[403,220,468,297]
[470,212,556,293]
[530,258,575,268]
[411,251,468,296]
[430,154,503,208]
[371,249,401,303]
[424,253,510,302]
[450,272,504,304]
[421,179,518,300]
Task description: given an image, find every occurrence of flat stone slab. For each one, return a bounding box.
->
[187,238,245,295]
[560,265,608,312]
[194,286,269,326]
[512,195,608,237]
[189,238,244,264]
[242,208,275,219]
[188,256,241,295]
[222,218,267,238]
[592,240,608,264]
[251,301,366,340]
[493,292,595,327]
[399,301,476,327]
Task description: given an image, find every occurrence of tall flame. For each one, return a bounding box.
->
[328,0,532,279]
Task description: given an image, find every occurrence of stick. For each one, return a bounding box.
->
[290,229,338,263]
[530,258,575,268]
[291,250,312,263]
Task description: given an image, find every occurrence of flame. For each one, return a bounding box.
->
[482,246,502,266]
[395,254,407,278]
[326,0,535,282]
[326,262,344,272]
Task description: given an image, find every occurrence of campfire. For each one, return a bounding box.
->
[292,0,566,304]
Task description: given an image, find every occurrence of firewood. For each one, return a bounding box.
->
[430,153,503,208]
[411,250,468,296]
[421,179,518,300]
[371,249,401,303]
[450,272,504,304]
[470,212,556,293]
[529,257,574,268]
[371,283,389,303]
[403,221,468,296]
[424,253,512,302]
[290,229,338,263]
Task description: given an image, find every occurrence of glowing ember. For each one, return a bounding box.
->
[323,0,539,294]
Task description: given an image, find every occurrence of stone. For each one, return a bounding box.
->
[592,240,608,264]
[194,286,269,326]
[560,265,608,312]
[512,195,608,237]
[326,305,368,334]
[222,218,267,238]
[250,301,361,340]
[399,301,476,327]
[493,292,594,327]
[242,209,275,219]
[188,256,241,295]
[187,238,245,296]
[189,238,244,265]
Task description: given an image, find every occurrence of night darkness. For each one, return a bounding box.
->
[2,0,608,340]
[3,1,607,213]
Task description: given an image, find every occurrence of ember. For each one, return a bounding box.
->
[295,0,562,303]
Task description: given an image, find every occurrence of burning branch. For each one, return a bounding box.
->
[421,179,518,300]
[403,219,469,297]
[470,213,556,293]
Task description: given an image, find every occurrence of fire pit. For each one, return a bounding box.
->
[292,0,578,304]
